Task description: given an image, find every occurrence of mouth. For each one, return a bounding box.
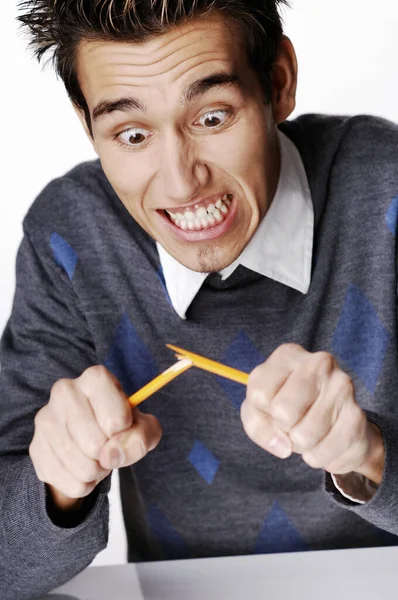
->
[162,193,233,232]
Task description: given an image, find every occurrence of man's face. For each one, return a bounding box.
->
[77,14,286,273]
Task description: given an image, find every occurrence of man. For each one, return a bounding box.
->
[1,0,398,598]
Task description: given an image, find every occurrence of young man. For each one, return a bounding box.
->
[1,0,398,598]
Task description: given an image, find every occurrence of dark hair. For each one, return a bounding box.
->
[18,0,288,132]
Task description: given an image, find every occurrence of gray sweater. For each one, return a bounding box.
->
[1,115,398,600]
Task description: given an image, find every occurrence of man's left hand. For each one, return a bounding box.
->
[241,344,385,485]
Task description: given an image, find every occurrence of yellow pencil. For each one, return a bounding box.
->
[128,357,193,406]
[166,344,249,386]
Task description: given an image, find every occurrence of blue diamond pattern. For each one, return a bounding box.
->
[50,232,78,280]
[188,440,220,484]
[385,195,398,236]
[255,502,309,554]
[217,331,264,410]
[332,285,391,393]
[104,313,158,396]
[147,503,189,560]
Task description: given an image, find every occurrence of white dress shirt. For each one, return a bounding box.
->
[156,130,375,505]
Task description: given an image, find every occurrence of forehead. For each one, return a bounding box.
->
[76,14,248,107]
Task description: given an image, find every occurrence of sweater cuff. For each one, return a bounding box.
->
[325,411,398,535]
[2,456,111,565]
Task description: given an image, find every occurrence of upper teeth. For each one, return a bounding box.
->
[167,195,231,225]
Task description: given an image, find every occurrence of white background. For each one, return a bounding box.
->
[1,0,398,566]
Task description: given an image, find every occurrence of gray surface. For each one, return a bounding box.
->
[43,546,398,600]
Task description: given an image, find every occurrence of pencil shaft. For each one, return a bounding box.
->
[128,358,193,406]
[166,345,249,386]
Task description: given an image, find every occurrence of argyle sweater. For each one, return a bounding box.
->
[1,114,398,600]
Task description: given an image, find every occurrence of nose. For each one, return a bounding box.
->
[159,131,209,205]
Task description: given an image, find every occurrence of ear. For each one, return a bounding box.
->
[270,36,298,125]
[72,103,99,155]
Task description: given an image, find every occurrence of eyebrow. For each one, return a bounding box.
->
[181,71,242,104]
[91,71,242,123]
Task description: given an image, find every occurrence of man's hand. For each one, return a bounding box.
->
[29,366,162,511]
[241,344,385,485]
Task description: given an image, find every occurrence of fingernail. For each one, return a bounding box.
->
[108,447,125,469]
[267,435,292,459]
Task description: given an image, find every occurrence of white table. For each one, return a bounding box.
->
[41,546,398,600]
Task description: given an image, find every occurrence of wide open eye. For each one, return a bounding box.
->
[118,127,150,147]
[198,109,230,129]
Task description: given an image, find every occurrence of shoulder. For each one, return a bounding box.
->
[283,113,398,166]
[24,160,115,236]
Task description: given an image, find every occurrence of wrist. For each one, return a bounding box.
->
[355,422,385,485]
[46,484,84,512]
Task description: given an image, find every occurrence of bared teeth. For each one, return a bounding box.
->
[220,204,228,215]
[166,195,232,231]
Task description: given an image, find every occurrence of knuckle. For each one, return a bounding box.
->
[247,364,266,392]
[34,407,53,434]
[85,364,110,383]
[51,378,73,401]
[277,343,301,356]
[314,351,335,373]
[337,373,354,397]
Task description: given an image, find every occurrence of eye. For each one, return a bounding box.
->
[197,109,230,129]
[118,127,150,147]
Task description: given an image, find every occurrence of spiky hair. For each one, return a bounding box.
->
[17,0,288,128]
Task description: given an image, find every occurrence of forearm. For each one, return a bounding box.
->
[0,456,110,600]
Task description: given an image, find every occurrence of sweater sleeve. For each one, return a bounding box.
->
[0,228,111,600]
[325,411,398,535]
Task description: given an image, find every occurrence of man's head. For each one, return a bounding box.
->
[19,1,297,273]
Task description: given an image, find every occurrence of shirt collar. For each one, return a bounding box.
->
[156,130,314,320]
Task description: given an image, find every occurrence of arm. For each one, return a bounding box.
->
[0,229,109,600]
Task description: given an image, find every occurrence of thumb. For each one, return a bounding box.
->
[99,410,162,470]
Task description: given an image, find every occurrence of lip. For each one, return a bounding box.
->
[158,195,238,243]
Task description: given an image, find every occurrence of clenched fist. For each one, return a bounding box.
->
[241,344,385,485]
[29,366,162,511]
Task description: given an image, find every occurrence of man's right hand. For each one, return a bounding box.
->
[29,365,162,511]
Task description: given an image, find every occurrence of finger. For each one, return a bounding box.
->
[65,390,109,460]
[302,402,368,473]
[49,422,110,484]
[99,409,162,470]
[247,344,309,411]
[288,370,351,453]
[241,399,292,459]
[267,369,319,432]
[50,378,109,459]
[30,435,96,499]
[76,366,133,438]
